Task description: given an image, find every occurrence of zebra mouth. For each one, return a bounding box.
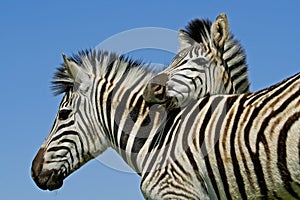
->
[31,147,64,191]
[32,169,64,191]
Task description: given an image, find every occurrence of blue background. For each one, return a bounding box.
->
[1,1,300,199]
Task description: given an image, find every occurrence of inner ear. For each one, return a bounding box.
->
[178,29,197,51]
[211,13,229,50]
[62,53,91,93]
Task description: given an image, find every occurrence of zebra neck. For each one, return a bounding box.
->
[98,72,166,173]
[111,91,166,173]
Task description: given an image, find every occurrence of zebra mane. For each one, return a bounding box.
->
[184,19,250,92]
[52,49,152,95]
[184,19,212,45]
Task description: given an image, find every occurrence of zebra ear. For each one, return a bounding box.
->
[211,13,229,50]
[178,29,197,51]
[62,53,79,81]
[62,53,90,92]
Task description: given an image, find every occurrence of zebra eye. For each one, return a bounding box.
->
[58,109,72,120]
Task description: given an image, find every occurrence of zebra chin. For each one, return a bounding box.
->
[31,147,65,191]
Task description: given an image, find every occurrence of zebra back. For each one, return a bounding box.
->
[143,13,250,109]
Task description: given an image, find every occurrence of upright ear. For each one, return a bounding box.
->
[62,53,80,82]
[62,53,90,92]
[211,13,229,51]
[178,29,197,51]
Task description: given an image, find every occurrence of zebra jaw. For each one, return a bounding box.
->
[31,147,64,191]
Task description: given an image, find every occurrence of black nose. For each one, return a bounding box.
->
[31,147,45,180]
[31,147,49,190]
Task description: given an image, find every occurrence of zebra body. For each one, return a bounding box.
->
[32,48,300,199]
[143,13,250,109]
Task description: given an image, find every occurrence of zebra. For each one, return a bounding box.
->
[31,48,300,199]
[31,16,300,199]
[143,13,250,109]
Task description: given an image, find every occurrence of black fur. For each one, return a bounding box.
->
[185,19,212,44]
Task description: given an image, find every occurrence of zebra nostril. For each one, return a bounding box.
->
[31,147,65,190]
[31,147,45,179]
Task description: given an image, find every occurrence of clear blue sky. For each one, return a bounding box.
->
[1,1,300,199]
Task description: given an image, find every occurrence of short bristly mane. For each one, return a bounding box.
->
[184,19,250,92]
[52,50,154,95]
[184,19,212,45]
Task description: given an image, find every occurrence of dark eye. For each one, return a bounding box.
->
[58,109,72,120]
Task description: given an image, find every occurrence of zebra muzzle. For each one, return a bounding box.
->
[31,147,64,191]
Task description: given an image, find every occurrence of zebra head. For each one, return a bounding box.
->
[143,13,249,109]
[31,52,109,190]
